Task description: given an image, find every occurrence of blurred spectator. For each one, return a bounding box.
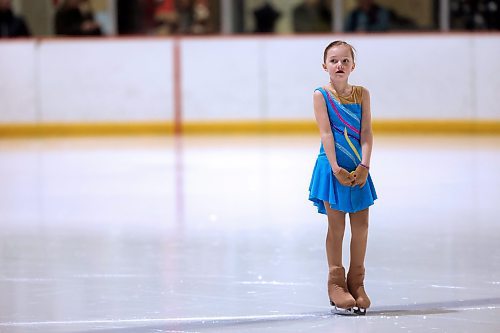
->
[117,0,142,34]
[450,0,500,30]
[293,0,331,33]
[191,0,210,33]
[155,0,210,34]
[154,0,177,34]
[117,0,156,35]
[0,0,30,37]
[55,0,103,36]
[176,0,195,33]
[253,1,281,33]
[344,0,390,32]
[387,8,417,31]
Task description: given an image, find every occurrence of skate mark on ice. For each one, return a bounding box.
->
[368,297,500,317]
[1,298,499,332]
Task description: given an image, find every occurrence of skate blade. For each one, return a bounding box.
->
[330,301,356,316]
[353,306,367,316]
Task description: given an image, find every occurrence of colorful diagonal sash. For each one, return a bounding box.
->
[324,88,362,163]
[325,90,360,136]
[344,127,361,162]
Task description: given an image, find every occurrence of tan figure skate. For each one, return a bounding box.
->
[347,266,371,315]
[328,266,356,315]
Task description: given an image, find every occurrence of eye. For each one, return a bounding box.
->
[342,59,350,64]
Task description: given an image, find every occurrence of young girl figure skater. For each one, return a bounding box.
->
[308,40,377,315]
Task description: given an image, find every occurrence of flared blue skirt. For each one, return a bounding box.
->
[308,155,377,214]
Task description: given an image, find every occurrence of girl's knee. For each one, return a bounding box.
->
[351,219,369,232]
[349,209,369,228]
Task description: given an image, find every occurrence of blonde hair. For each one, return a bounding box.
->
[323,40,356,63]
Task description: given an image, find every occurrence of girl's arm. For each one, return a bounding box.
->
[352,87,373,188]
[313,90,341,173]
[360,87,374,167]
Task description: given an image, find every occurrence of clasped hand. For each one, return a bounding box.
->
[333,164,368,188]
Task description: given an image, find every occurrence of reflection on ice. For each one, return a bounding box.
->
[0,135,499,333]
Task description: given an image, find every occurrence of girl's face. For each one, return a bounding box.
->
[323,45,355,80]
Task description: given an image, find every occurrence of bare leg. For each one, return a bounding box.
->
[347,208,371,312]
[324,202,355,311]
[324,202,346,268]
[349,208,369,268]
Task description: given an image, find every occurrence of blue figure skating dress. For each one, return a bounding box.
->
[308,86,377,214]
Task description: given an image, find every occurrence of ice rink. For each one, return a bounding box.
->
[0,134,499,333]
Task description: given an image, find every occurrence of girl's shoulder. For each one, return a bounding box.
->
[313,86,328,98]
[353,85,364,94]
[314,86,328,92]
[352,85,370,100]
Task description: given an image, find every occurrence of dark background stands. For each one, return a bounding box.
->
[0,0,30,37]
[293,0,331,33]
[117,0,142,35]
[253,1,281,33]
[55,0,102,36]
[344,0,390,32]
[117,0,156,35]
[153,0,211,35]
[450,0,500,30]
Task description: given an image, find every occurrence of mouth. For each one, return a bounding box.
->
[336,70,345,74]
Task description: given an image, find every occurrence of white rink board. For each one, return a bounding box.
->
[346,35,475,119]
[0,35,499,124]
[184,35,484,121]
[0,41,37,123]
[181,39,262,121]
[38,39,174,123]
[263,38,329,120]
[474,35,500,119]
